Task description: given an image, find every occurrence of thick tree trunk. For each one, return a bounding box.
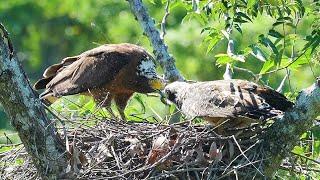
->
[127,0,184,82]
[0,24,67,179]
[262,79,320,177]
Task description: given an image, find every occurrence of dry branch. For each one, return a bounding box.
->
[127,0,184,81]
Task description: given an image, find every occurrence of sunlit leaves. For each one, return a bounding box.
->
[304,29,320,53]
[215,53,245,66]
[259,60,275,74]
[202,27,224,53]
[182,12,208,26]
[258,34,279,58]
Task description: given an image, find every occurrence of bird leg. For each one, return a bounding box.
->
[116,106,126,122]
[114,93,133,121]
[90,90,116,119]
[105,106,117,120]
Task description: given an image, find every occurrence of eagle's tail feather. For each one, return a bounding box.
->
[33,76,53,90]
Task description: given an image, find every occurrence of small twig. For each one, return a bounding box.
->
[224,136,263,176]
[276,73,288,93]
[259,49,308,76]
[110,145,122,170]
[223,64,233,80]
[223,140,261,174]
[280,164,320,173]
[3,132,13,144]
[290,151,320,165]
[160,0,170,40]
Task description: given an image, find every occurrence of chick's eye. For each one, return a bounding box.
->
[167,91,177,102]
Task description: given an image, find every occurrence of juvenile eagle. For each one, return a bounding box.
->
[163,80,294,130]
[34,43,165,119]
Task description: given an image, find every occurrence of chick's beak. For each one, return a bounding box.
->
[159,89,171,105]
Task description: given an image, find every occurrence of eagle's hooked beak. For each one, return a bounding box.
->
[149,77,172,105]
[149,77,166,91]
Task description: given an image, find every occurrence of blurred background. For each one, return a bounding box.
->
[0,0,319,143]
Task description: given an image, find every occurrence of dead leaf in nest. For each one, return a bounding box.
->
[228,140,235,159]
[195,145,207,163]
[209,142,222,163]
[182,149,195,162]
[66,143,87,173]
[96,135,115,162]
[146,135,170,166]
[124,137,145,157]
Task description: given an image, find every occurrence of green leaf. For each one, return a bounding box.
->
[260,60,275,74]
[292,146,304,155]
[259,35,279,55]
[216,56,234,66]
[215,53,229,58]
[215,54,233,66]
[234,23,242,34]
[236,11,252,22]
[247,0,256,8]
[206,36,221,54]
[233,17,248,23]
[288,49,311,70]
[133,94,146,113]
[201,27,212,34]
[268,29,283,39]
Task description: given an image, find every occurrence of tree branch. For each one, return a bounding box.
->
[127,0,184,81]
[0,23,68,179]
[262,78,320,177]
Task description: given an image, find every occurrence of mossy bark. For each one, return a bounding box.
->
[263,80,320,177]
[0,24,67,179]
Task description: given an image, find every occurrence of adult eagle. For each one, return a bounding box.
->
[163,80,294,130]
[34,43,165,119]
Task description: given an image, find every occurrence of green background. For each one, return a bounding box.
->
[0,0,319,129]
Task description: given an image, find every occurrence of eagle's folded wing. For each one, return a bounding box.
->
[40,50,131,98]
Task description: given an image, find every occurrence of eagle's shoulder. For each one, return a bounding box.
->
[80,43,151,59]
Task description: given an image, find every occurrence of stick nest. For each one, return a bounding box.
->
[0,117,269,179]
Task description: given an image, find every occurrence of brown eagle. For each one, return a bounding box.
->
[34,43,165,119]
[163,79,294,130]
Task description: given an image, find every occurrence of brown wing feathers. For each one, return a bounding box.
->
[34,56,79,90]
[164,80,294,123]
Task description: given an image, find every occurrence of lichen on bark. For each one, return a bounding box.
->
[0,24,67,179]
[127,0,184,82]
[262,79,320,177]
